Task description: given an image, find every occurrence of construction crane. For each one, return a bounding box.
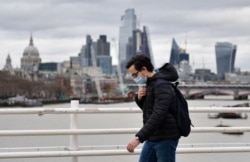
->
[90,45,103,100]
[111,38,125,96]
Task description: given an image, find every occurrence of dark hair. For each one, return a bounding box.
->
[126,54,154,72]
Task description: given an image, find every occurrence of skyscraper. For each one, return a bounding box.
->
[127,26,154,65]
[215,42,237,80]
[135,26,154,64]
[95,35,110,56]
[169,38,179,65]
[78,35,93,67]
[140,26,154,65]
[85,35,93,67]
[95,35,112,75]
[119,8,137,75]
[169,38,189,65]
[76,35,112,75]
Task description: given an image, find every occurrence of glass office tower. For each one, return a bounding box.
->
[215,42,237,80]
[169,38,189,65]
[126,26,154,66]
[119,8,137,75]
[78,35,93,67]
[95,35,112,75]
[169,38,180,65]
[141,26,154,65]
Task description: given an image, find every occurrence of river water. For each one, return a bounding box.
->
[0,95,250,162]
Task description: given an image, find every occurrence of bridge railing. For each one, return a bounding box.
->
[0,100,250,161]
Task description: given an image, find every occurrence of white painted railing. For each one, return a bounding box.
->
[0,100,250,161]
[1,127,250,136]
[0,107,250,114]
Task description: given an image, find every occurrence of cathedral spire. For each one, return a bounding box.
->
[7,53,11,62]
[29,33,34,46]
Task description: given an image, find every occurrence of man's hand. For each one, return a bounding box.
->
[137,87,146,100]
[127,138,140,153]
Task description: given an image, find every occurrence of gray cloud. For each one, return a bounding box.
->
[0,0,250,72]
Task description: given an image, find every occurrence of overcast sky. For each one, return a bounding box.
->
[1,0,250,73]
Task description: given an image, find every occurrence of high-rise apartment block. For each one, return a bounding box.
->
[215,42,237,80]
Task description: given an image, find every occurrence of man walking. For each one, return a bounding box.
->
[126,54,180,162]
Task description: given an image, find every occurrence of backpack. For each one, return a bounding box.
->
[153,79,192,137]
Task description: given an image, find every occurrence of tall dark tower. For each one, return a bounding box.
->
[96,35,110,56]
[95,35,112,75]
[85,35,93,66]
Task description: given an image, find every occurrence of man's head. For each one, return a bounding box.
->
[126,54,154,80]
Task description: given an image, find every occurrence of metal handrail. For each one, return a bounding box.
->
[0,127,249,136]
[0,107,249,114]
[0,100,250,160]
[1,147,250,159]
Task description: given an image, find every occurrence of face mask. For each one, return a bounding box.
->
[134,76,147,85]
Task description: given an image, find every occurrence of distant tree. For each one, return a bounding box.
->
[0,71,72,99]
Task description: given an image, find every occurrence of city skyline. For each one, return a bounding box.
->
[1,0,250,73]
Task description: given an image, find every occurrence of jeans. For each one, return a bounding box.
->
[139,139,179,162]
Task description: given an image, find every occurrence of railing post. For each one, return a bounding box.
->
[70,100,79,162]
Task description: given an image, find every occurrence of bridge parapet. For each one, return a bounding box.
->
[126,84,250,100]
[177,85,250,100]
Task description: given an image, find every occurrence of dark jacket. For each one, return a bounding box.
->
[135,63,181,142]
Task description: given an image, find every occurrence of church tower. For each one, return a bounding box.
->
[3,54,13,70]
[20,34,42,72]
